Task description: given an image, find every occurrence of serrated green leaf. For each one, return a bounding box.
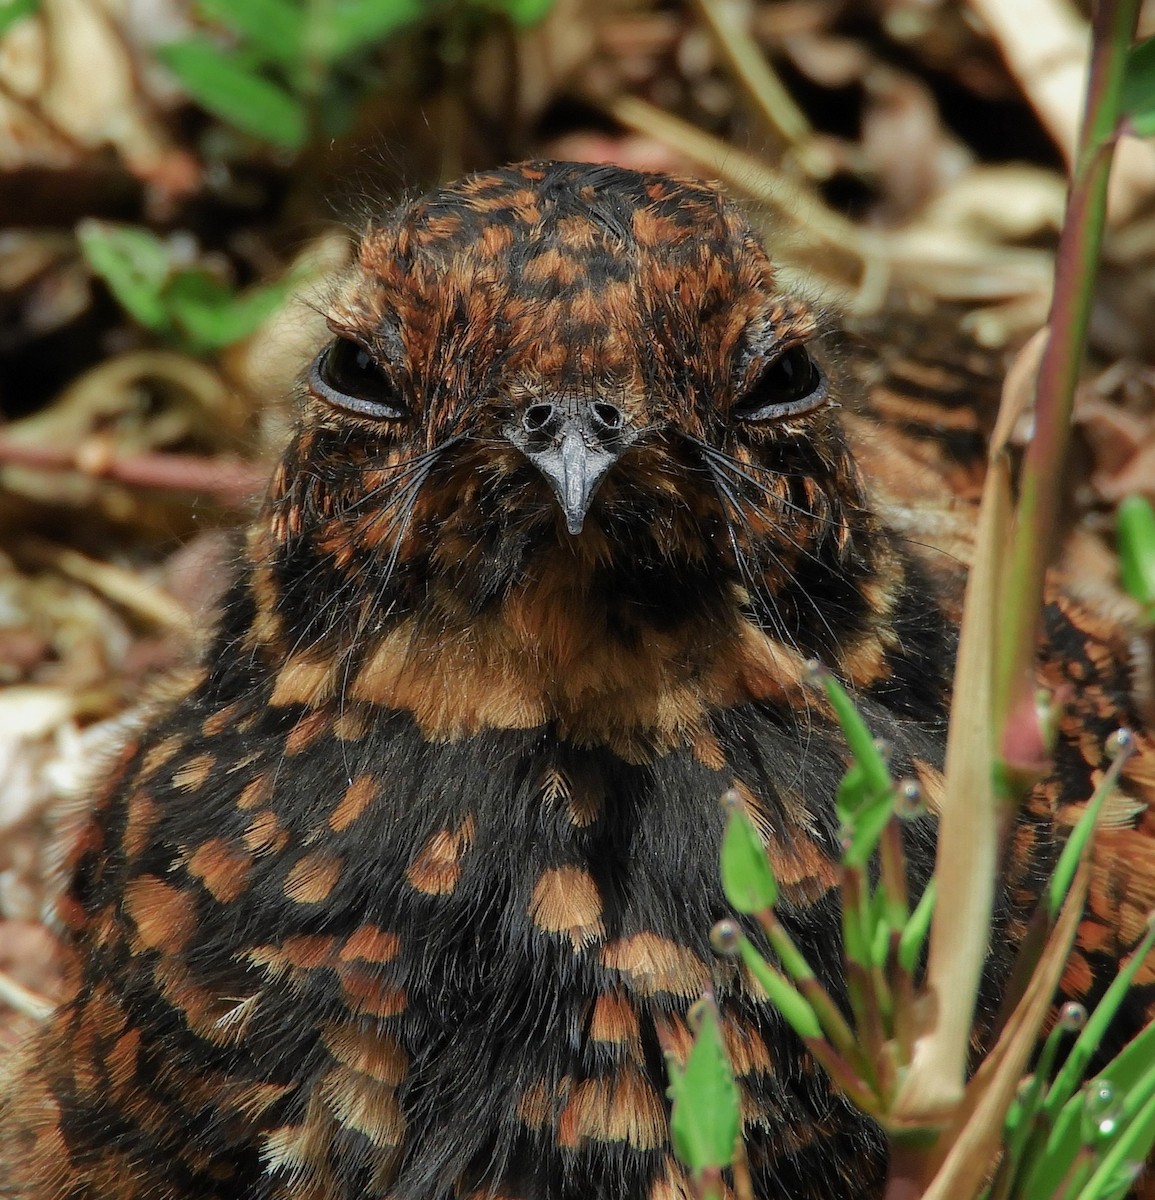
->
[166,271,292,351]
[309,0,423,64]
[77,220,173,334]
[720,806,778,913]
[668,1001,740,1171]
[1122,38,1155,138]
[196,0,304,67]
[159,37,307,149]
[1117,495,1155,619]
[0,0,38,39]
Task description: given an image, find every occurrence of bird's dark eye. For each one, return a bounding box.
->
[733,345,825,422]
[309,339,407,420]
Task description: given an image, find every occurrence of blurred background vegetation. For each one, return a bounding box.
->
[2,0,1155,1085]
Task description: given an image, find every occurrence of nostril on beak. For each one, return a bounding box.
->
[523,403,556,434]
[590,403,624,434]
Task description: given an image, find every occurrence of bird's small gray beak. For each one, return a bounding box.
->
[524,425,619,535]
[506,402,633,535]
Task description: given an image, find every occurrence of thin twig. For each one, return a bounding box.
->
[0,436,267,505]
[893,375,1011,1121]
[0,971,54,1022]
[995,0,1141,773]
[689,0,812,146]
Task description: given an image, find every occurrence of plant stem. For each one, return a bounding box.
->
[757,909,867,1073]
[879,817,910,928]
[995,0,1141,775]
[895,403,1007,1121]
[690,0,812,146]
[0,436,265,503]
[696,1166,724,1200]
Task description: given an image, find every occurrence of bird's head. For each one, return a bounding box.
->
[247,163,905,746]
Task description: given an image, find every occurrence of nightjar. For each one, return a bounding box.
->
[2,160,1154,1200]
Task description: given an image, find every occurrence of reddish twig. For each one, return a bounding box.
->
[995,0,1141,778]
[0,436,268,505]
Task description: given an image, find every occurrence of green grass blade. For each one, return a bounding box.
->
[1071,1073,1155,1200]
[1022,985,1155,1197]
[1046,739,1133,918]
[1116,495,1155,619]
[1044,917,1155,1121]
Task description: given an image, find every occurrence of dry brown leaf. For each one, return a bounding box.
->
[921,860,1090,1198]
[968,0,1155,223]
[0,0,197,199]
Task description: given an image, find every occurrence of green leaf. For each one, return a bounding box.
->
[1072,1077,1155,1200]
[1020,922,1155,1199]
[77,221,173,334]
[821,671,896,866]
[737,936,823,1041]
[499,0,554,27]
[820,672,893,803]
[0,0,38,39]
[838,866,869,970]
[844,794,895,869]
[1122,38,1155,138]
[309,0,423,64]
[1117,495,1155,620]
[720,804,778,913]
[1047,918,1155,1122]
[995,1012,1085,1197]
[196,0,304,68]
[668,1000,741,1172]
[1091,1011,1155,1098]
[159,37,307,149]
[992,1071,1046,1200]
[897,878,935,973]
[869,911,891,969]
[165,271,292,351]
[1024,1078,1105,1198]
[836,762,867,823]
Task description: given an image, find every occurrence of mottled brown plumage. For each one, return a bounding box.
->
[1,161,1153,1200]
